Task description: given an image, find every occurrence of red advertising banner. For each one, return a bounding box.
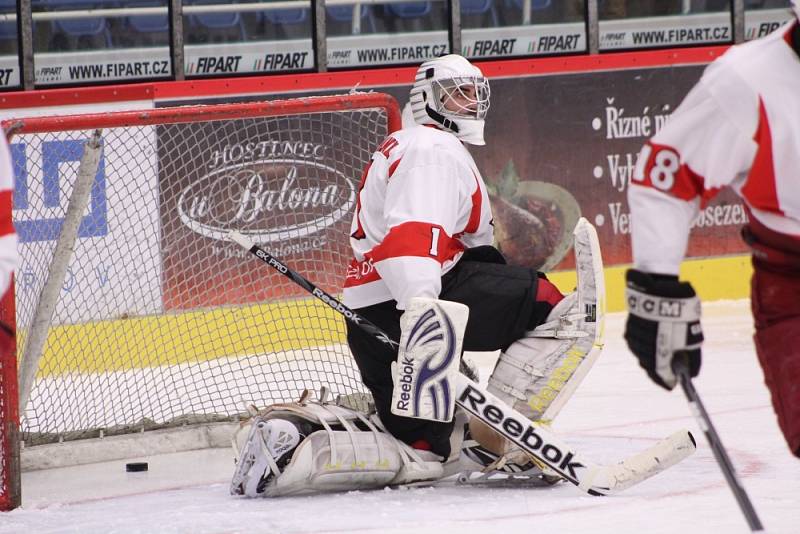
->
[472,68,748,270]
[157,59,749,311]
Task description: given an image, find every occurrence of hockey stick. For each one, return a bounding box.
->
[673,354,764,531]
[229,231,696,496]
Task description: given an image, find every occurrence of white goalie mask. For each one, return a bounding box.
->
[409,54,491,145]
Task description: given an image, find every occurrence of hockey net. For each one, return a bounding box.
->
[0,92,401,510]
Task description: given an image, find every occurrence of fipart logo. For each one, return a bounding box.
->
[11,139,109,243]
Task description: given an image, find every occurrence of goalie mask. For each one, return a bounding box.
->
[409,54,491,146]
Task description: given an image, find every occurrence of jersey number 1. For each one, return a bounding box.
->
[429,227,441,256]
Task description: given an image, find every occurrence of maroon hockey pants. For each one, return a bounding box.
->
[751,265,800,457]
[744,217,800,457]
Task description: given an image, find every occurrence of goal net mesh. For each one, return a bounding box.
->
[6,94,398,446]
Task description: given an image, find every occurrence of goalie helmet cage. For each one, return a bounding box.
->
[0,92,402,511]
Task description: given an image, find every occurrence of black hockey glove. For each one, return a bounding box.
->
[624,269,703,391]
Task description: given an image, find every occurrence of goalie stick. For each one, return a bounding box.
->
[229,230,696,496]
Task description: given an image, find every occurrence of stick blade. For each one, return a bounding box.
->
[582,430,697,495]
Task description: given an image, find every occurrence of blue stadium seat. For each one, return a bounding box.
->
[262,6,307,25]
[502,0,552,25]
[387,2,431,18]
[506,0,552,11]
[123,0,169,47]
[461,0,499,26]
[186,0,246,40]
[44,0,113,48]
[327,4,375,34]
[0,0,16,44]
[125,0,169,33]
[256,4,310,40]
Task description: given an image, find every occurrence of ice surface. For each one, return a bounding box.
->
[3,300,798,534]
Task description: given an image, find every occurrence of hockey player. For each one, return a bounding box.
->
[231,54,605,496]
[625,9,800,458]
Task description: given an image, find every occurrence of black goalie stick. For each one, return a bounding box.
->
[673,354,764,531]
[229,230,696,496]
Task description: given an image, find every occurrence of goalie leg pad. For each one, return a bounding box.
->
[231,398,444,497]
[488,217,606,422]
[391,297,469,423]
[270,428,443,496]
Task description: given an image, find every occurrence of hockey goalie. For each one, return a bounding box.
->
[230,54,606,497]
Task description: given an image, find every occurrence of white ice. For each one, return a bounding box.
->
[3,300,798,534]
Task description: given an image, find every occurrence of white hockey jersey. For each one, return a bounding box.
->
[629,20,800,275]
[342,124,494,310]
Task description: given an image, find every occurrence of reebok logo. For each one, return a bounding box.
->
[394,356,415,411]
[458,384,585,481]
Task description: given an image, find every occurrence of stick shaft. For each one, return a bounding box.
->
[229,231,397,349]
[674,357,764,531]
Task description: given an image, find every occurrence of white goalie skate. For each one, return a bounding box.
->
[457,427,562,488]
[230,416,311,497]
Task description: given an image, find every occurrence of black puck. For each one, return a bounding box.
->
[126,462,149,472]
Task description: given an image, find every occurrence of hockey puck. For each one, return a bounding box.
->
[125,462,149,473]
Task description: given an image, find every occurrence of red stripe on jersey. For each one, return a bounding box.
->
[351,160,373,240]
[783,20,797,47]
[367,221,464,264]
[377,136,399,158]
[0,191,13,237]
[638,142,719,205]
[741,99,783,215]
[461,171,482,235]
[388,158,402,178]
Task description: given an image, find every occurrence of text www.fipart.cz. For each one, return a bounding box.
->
[357,44,448,63]
[68,60,170,80]
[631,26,729,45]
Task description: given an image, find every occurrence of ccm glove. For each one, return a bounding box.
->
[624,269,703,390]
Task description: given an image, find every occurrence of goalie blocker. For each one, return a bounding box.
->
[391,298,469,423]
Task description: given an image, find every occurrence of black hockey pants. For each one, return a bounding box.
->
[345,247,556,459]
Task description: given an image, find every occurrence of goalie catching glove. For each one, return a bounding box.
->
[624,269,703,390]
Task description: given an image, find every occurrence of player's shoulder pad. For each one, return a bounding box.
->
[701,38,766,136]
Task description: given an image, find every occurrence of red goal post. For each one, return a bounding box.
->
[0,92,402,511]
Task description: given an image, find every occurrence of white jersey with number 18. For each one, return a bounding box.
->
[629,21,800,276]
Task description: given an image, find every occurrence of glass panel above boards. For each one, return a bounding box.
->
[0,0,20,88]
[743,0,794,40]
[326,0,449,69]
[461,0,587,59]
[32,0,173,86]
[183,0,315,77]
[598,1,733,51]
